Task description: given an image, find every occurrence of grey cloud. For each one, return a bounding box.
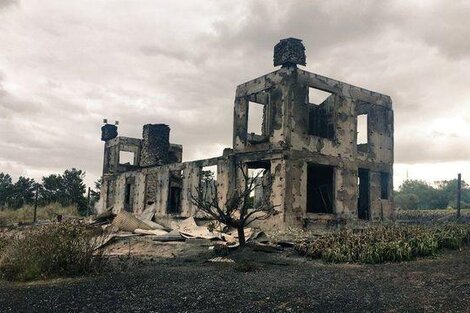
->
[0,0,17,9]
[396,138,470,164]
[1,0,470,188]
[139,45,192,62]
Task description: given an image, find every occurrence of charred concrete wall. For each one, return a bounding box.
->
[100,156,235,218]
[99,38,394,231]
[103,136,141,175]
[233,65,393,229]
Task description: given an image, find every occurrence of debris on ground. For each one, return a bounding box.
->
[133,228,168,236]
[208,257,235,263]
[88,209,278,258]
[175,217,222,240]
[91,209,116,225]
[111,211,157,232]
[91,211,265,244]
[152,230,185,242]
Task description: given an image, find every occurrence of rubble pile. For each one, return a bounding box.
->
[91,209,276,253]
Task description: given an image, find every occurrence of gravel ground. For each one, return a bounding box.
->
[1,247,469,313]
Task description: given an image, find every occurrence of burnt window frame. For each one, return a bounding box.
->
[246,91,272,144]
[306,86,336,140]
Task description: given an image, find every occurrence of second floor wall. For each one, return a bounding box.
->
[233,67,393,165]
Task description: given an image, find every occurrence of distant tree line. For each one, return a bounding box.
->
[395,179,469,210]
[0,169,100,215]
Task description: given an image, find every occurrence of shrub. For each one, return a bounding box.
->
[0,221,106,281]
[396,209,470,224]
[295,224,470,264]
[0,232,13,255]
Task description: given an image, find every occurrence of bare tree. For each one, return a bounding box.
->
[190,163,278,246]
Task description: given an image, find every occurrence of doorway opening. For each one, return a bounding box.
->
[124,177,135,212]
[307,164,334,213]
[357,168,370,220]
[167,170,182,214]
[246,160,271,209]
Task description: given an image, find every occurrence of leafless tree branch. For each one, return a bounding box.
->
[189,162,279,246]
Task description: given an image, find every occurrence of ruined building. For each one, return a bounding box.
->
[98,38,394,229]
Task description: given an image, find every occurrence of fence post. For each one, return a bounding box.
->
[457,173,461,219]
[33,184,39,224]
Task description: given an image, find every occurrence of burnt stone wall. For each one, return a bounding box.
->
[140,124,170,167]
[168,144,183,163]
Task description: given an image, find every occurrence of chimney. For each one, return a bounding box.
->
[273,37,306,68]
[140,124,170,167]
[101,123,118,141]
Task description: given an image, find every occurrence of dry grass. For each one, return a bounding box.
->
[0,221,106,281]
[0,203,79,226]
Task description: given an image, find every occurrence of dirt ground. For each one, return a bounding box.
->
[0,239,469,313]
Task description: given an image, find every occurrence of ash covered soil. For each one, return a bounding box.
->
[1,244,469,313]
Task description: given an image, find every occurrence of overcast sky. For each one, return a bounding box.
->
[1,0,470,189]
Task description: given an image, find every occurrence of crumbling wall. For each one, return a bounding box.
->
[233,66,393,228]
[181,163,201,216]
[233,67,294,153]
[168,144,183,163]
[112,172,146,214]
[102,136,142,175]
[144,171,158,206]
[99,40,394,230]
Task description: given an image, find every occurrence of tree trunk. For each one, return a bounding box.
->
[237,225,246,247]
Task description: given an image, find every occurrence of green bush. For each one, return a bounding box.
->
[295,224,470,264]
[396,209,470,223]
[0,221,106,281]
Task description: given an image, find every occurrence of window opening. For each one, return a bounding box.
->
[119,151,135,165]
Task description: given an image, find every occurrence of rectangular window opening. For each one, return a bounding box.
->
[307,164,334,214]
[119,151,135,165]
[247,101,265,135]
[309,87,333,105]
[308,88,335,140]
[380,172,390,199]
[357,114,368,145]
[201,165,217,181]
[357,168,370,220]
[200,165,217,203]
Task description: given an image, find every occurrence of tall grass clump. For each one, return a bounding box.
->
[0,203,79,226]
[0,221,106,281]
[295,224,470,264]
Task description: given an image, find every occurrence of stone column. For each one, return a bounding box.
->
[140,124,170,167]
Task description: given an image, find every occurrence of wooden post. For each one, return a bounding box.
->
[457,173,461,219]
[33,184,39,224]
[86,187,91,216]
